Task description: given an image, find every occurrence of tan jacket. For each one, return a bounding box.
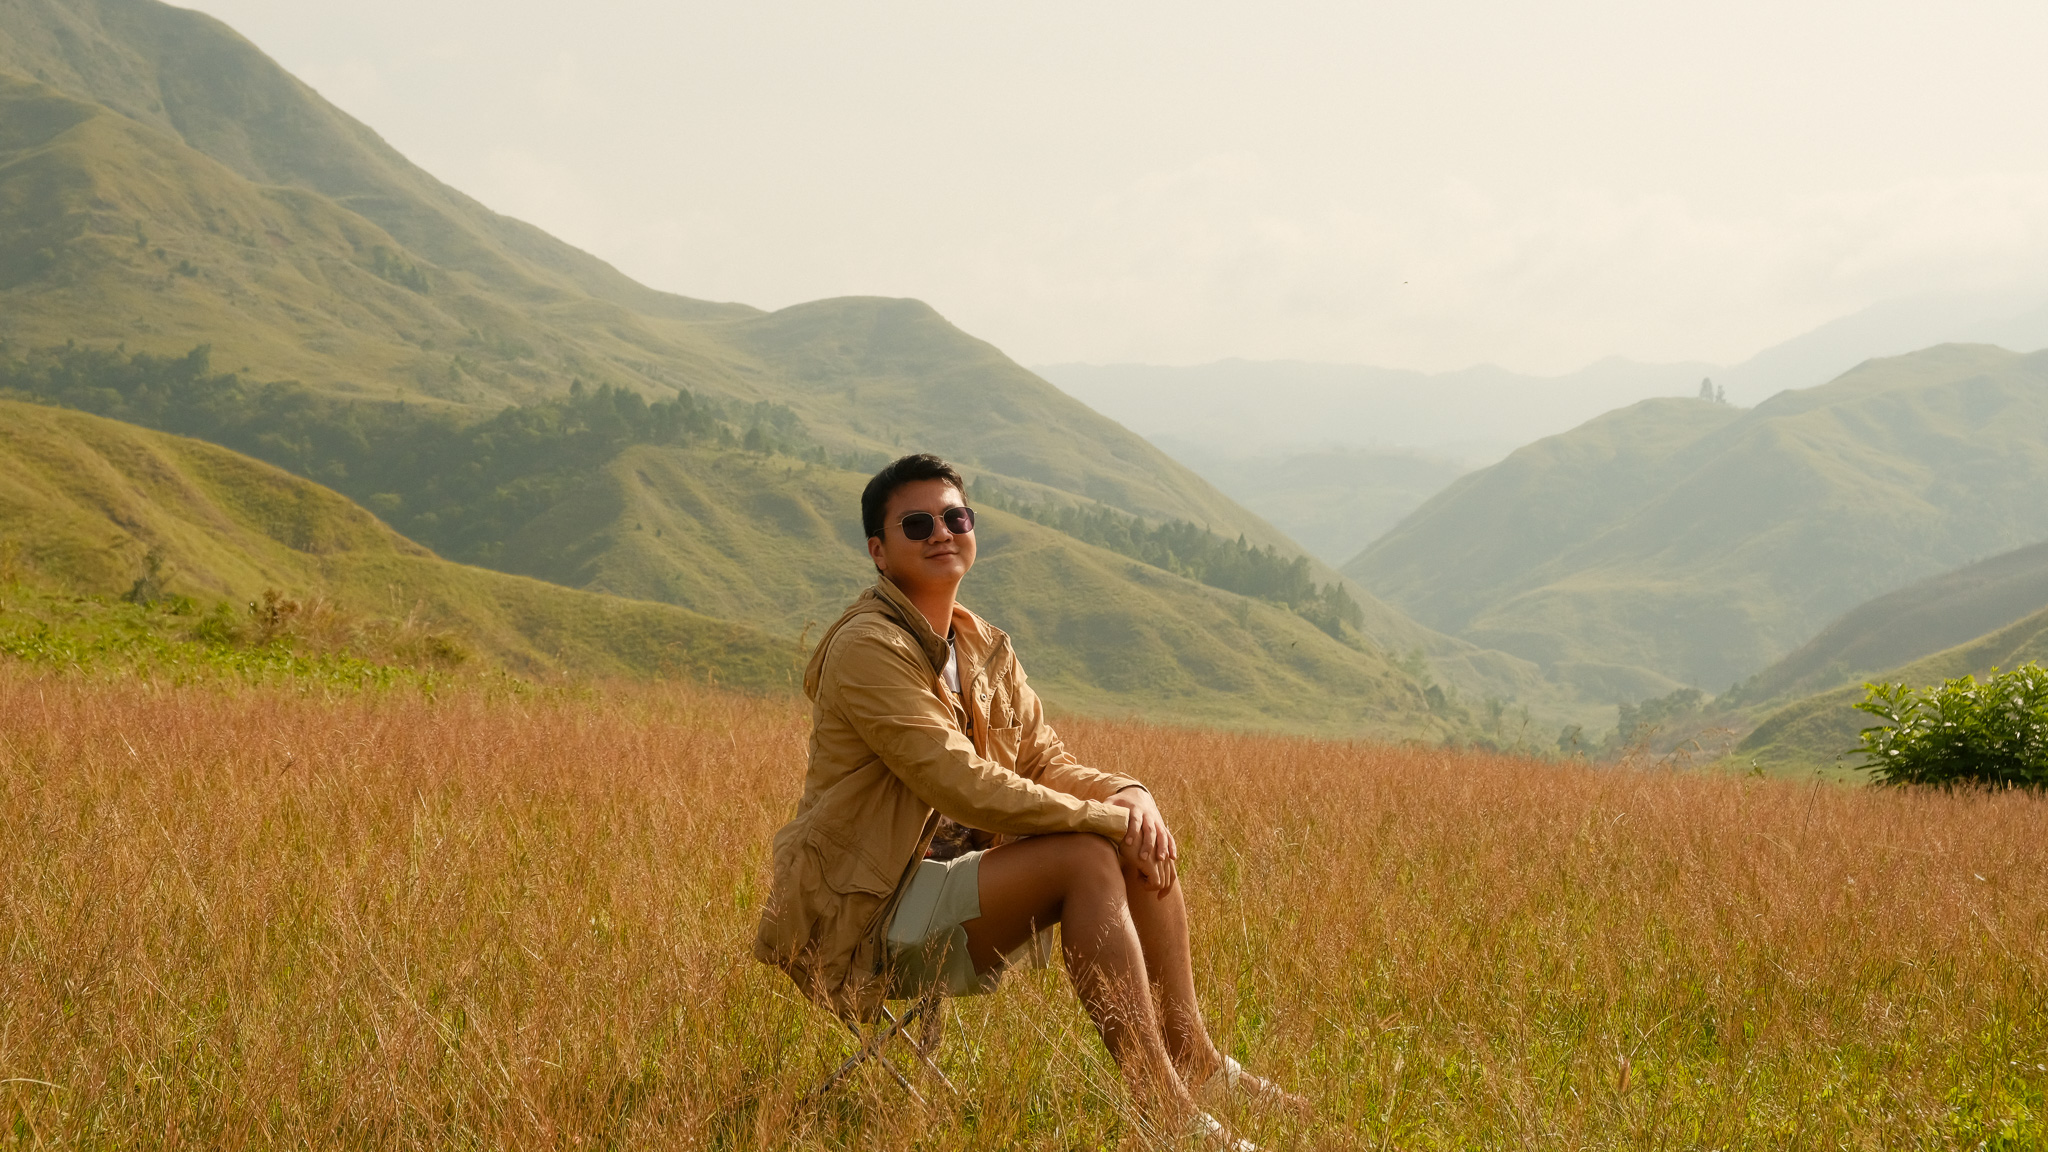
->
[753,574,1139,1019]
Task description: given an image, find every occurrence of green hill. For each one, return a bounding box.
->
[1725,538,2048,710]
[0,398,799,685]
[1347,345,2048,697]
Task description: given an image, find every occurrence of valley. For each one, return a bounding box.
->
[5,0,2048,767]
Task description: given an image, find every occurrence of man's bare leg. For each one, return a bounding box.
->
[1119,858,1224,1082]
[961,833,1198,1122]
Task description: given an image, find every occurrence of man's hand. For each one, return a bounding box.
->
[1109,786,1178,896]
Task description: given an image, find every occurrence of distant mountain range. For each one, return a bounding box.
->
[0,0,1578,739]
[1040,292,2048,573]
[1347,344,2048,699]
[1040,289,2048,467]
[1038,357,1716,467]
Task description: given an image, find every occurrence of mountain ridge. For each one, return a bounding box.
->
[1347,344,2048,696]
[1726,538,2048,711]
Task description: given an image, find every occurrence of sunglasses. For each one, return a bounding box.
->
[892,506,976,541]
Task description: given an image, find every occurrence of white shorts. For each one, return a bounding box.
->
[883,849,1054,998]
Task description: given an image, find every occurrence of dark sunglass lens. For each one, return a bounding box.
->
[899,512,936,540]
[943,507,975,534]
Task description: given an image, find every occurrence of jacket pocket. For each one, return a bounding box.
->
[811,827,898,896]
[986,723,1022,771]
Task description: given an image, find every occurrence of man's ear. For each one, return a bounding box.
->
[866,534,886,575]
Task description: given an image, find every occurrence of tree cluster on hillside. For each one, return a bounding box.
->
[1600,686,1707,757]
[0,342,812,565]
[977,492,1365,640]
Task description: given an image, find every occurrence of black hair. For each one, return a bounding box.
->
[862,453,966,539]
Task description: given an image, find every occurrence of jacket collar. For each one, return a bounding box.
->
[871,573,951,672]
[801,573,1004,701]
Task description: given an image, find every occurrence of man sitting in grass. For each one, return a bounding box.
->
[755,453,1302,1147]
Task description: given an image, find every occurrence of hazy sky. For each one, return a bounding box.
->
[184,0,2048,374]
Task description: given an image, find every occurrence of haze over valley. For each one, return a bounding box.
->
[1041,289,2048,569]
[2,0,2048,767]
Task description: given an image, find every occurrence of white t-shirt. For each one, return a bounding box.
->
[942,636,960,694]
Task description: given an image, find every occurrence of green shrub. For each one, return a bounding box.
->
[1852,664,2048,788]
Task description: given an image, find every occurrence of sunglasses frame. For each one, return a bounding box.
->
[894,505,976,541]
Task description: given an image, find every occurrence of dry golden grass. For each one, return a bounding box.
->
[2,667,2045,1149]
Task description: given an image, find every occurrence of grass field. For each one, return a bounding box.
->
[2,667,2045,1150]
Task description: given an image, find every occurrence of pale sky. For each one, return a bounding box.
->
[184,0,2048,374]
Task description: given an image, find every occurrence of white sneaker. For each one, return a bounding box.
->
[1195,1056,1309,1116]
[1182,1110,1258,1151]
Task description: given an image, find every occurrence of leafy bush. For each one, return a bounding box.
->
[1852,664,2048,788]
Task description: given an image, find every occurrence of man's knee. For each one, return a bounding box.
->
[1060,832,1123,888]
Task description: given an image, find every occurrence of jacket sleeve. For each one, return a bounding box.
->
[1011,670,1143,802]
[819,623,1130,842]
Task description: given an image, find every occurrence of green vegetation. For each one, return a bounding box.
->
[978,491,1364,639]
[1720,543,2048,775]
[1738,595,2048,775]
[0,340,818,565]
[0,394,1462,737]
[1604,686,1707,756]
[1349,346,2048,696]
[1853,665,2048,788]
[0,581,457,689]
[0,398,801,687]
[0,342,1450,733]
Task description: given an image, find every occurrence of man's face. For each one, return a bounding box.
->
[867,479,975,594]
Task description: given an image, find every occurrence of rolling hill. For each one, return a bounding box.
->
[1347,345,2048,698]
[0,394,1457,736]
[0,0,1598,736]
[1688,537,2048,773]
[0,398,801,685]
[1735,599,2048,774]
[1601,539,2048,772]
[1724,538,2048,711]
